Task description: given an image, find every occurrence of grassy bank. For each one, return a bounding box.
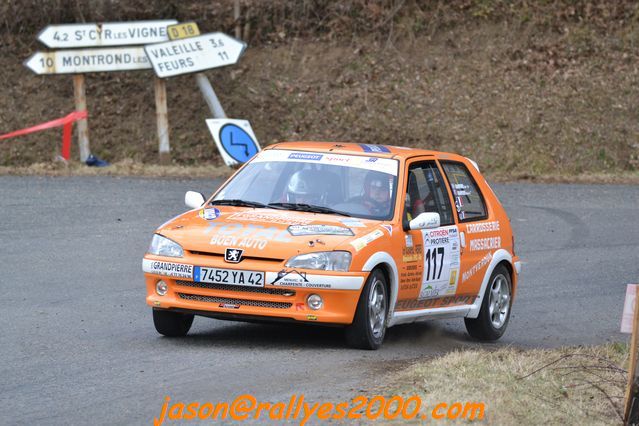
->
[1,1,638,179]
[388,343,627,424]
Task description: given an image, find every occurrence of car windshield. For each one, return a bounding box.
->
[212,149,399,220]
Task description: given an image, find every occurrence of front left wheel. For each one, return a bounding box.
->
[153,309,194,337]
[345,269,389,350]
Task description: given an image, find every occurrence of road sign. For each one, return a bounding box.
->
[206,119,260,166]
[24,47,151,75]
[144,32,246,78]
[37,20,177,48]
[167,22,200,40]
[622,284,638,333]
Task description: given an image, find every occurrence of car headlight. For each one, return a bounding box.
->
[285,251,352,272]
[148,234,183,258]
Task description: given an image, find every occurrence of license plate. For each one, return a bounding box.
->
[193,266,264,287]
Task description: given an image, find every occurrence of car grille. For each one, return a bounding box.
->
[189,250,284,264]
[177,293,293,309]
[175,280,295,296]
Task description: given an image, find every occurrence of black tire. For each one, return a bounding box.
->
[464,264,512,341]
[345,269,389,350]
[153,309,194,337]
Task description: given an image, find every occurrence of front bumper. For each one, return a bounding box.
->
[143,256,366,325]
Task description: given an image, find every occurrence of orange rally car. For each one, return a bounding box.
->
[143,142,521,349]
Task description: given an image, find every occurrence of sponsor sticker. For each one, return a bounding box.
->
[359,144,390,153]
[469,236,501,251]
[418,225,461,299]
[381,224,393,236]
[466,221,500,234]
[142,259,193,279]
[226,211,314,226]
[350,229,384,251]
[405,234,413,248]
[266,270,364,290]
[340,218,366,228]
[452,183,471,196]
[199,207,221,220]
[288,152,323,161]
[402,243,423,263]
[205,222,291,250]
[219,303,240,309]
[462,252,493,283]
[395,295,477,311]
[288,225,354,236]
[253,149,398,176]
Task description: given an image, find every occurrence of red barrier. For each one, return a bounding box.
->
[0,110,88,160]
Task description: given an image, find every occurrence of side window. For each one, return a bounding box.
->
[405,162,454,226]
[441,161,487,222]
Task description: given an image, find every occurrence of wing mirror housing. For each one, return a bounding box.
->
[185,191,206,209]
[408,212,440,230]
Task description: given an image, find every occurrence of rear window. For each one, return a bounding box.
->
[441,161,487,222]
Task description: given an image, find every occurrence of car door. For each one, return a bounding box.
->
[439,160,494,299]
[396,158,460,310]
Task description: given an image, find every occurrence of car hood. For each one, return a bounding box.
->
[156,207,382,259]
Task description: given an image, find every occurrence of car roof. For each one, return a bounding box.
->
[266,141,467,162]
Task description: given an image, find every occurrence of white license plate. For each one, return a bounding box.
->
[193,266,264,287]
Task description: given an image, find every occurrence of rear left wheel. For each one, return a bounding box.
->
[153,309,194,337]
[345,269,388,350]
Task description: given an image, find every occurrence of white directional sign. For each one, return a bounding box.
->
[37,20,177,48]
[144,32,246,78]
[24,47,151,75]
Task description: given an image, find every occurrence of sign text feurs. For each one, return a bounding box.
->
[144,32,246,78]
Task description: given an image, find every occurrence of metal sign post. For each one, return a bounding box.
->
[165,22,229,120]
[26,21,175,162]
[149,24,256,167]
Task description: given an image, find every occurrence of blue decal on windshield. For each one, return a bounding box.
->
[219,124,259,163]
[288,152,323,161]
[359,144,390,153]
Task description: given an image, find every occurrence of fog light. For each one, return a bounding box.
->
[156,280,168,296]
[307,294,323,310]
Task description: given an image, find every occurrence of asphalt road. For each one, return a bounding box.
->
[1,176,638,425]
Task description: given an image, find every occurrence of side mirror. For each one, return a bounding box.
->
[409,212,440,230]
[185,191,206,209]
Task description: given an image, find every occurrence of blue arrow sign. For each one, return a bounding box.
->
[219,124,259,163]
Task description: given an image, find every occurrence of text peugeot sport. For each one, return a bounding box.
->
[143,142,521,349]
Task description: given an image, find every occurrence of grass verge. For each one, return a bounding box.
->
[0,159,232,179]
[1,160,638,185]
[389,343,627,424]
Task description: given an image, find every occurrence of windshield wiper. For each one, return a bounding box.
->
[268,202,351,217]
[210,199,270,209]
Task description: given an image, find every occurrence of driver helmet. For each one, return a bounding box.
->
[364,171,390,205]
[286,169,327,204]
